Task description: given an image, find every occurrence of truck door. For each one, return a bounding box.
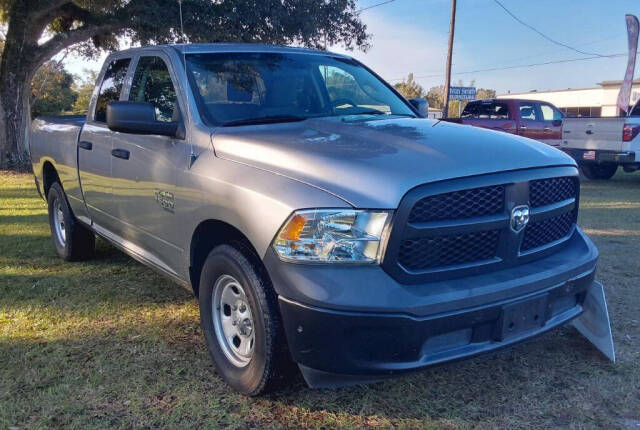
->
[516,101,543,141]
[538,102,563,146]
[78,57,131,230]
[110,54,187,277]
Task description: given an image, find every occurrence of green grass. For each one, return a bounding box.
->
[1,170,639,429]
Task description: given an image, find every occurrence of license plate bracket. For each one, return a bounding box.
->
[495,294,548,341]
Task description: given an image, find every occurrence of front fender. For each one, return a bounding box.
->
[179,150,351,275]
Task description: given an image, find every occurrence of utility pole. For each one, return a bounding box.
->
[442,0,457,118]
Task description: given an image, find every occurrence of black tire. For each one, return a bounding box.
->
[47,182,95,261]
[199,243,290,395]
[581,163,618,180]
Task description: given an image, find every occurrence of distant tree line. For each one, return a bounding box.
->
[393,74,496,117]
[30,62,97,117]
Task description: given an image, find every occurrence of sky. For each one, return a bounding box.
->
[63,0,639,95]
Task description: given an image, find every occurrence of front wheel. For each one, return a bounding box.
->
[199,244,289,395]
[581,163,618,180]
[47,182,95,261]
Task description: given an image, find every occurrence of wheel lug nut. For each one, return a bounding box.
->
[239,304,246,312]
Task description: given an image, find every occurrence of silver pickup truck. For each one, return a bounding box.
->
[561,99,640,180]
[30,44,600,395]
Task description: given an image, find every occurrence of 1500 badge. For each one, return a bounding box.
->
[155,190,175,212]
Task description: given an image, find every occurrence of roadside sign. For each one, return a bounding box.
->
[449,86,476,101]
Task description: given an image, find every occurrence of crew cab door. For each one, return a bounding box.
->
[538,102,563,146]
[78,57,131,229]
[110,53,187,277]
[516,101,544,141]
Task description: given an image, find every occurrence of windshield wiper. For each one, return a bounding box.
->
[222,115,309,127]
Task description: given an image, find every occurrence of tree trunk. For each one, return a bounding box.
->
[0,2,40,169]
[0,68,32,169]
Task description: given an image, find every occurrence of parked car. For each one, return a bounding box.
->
[443,98,564,146]
[560,100,640,180]
[30,44,599,395]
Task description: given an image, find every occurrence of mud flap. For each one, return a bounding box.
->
[571,281,615,362]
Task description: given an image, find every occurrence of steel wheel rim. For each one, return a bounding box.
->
[52,198,66,246]
[212,274,255,367]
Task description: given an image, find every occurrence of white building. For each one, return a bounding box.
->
[498,79,640,117]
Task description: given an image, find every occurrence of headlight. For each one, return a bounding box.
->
[272,209,392,263]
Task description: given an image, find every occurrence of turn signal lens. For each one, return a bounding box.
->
[272,209,392,263]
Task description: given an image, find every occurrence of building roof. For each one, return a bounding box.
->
[598,79,640,87]
[499,78,640,97]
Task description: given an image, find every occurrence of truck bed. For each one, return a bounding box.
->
[29,114,87,212]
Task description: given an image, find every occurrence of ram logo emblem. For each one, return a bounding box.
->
[510,205,530,233]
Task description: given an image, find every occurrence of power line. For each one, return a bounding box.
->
[357,0,396,13]
[492,0,613,58]
[388,52,634,81]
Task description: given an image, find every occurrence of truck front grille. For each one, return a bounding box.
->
[529,177,578,208]
[382,168,580,284]
[399,230,500,270]
[409,185,505,223]
[521,210,576,251]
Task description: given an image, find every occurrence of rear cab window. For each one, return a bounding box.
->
[94,58,131,122]
[461,101,510,119]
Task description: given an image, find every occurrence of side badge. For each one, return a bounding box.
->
[155,190,175,212]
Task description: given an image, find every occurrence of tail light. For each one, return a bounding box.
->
[623,124,640,142]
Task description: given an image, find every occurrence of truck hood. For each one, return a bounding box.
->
[211,117,576,208]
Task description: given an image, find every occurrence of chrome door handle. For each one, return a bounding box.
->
[543,127,551,132]
[520,126,527,130]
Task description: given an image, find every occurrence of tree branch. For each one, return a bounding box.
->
[28,0,72,23]
[32,22,120,68]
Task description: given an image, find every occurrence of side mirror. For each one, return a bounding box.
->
[552,119,562,127]
[107,101,183,138]
[409,98,429,118]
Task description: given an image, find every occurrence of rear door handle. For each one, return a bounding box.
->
[111,148,130,160]
[78,141,92,150]
[586,130,594,135]
[520,126,527,130]
[543,127,551,132]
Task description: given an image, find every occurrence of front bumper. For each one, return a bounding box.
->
[264,228,598,387]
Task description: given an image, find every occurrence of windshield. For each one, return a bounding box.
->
[185,52,416,125]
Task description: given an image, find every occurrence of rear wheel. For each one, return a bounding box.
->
[47,182,95,261]
[581,162,618,180]
[199,244,290,395]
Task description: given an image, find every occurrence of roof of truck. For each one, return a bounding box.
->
[115,43,352,58]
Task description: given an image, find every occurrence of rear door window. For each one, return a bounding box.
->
[518,102,538,120]
[461,101,510,119]
[94,58,131,122]
[129,56,179,122]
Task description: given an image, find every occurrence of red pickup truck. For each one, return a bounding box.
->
[444,98,564,146]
